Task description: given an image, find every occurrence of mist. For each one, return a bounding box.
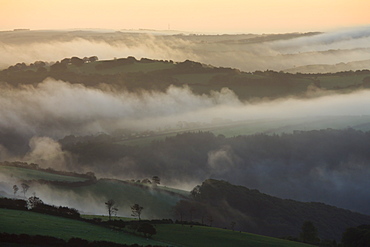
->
[1,78,370,145]
[1,27,370,72]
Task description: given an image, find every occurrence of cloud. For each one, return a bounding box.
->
[22,136,73,170]
[1,78,370,145]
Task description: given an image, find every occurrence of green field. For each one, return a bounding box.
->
[0,208,165,246]
[153,224,313,247]
[0,208,313,247]
[0,165,87,182]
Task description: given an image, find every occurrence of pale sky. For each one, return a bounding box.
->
[0,0,369,33]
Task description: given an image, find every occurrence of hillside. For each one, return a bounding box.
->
[0,207,314,247]
[0,208,164,246]
[58,128,370,216]
[0,162,187,219]
[1,161,369,243]
[174,179,370,241]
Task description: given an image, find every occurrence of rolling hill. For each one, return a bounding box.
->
[1,162,370,243]
[1,56,370,101]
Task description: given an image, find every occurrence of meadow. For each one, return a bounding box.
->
[0,165,87,183]
[0,208,314,247]
[0,208,164,246]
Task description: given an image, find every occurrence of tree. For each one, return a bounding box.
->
[105,199,118,221]
[152,176,160,186]
[50,61,67,72]
[342,225,370,247]
[70,57,84,67]
[131,204,143,220]
[300,221,320,244]
[26,193,43,210]
[230,221,236,231]
[137,223,156,238]
[13,185,19,197]
[190,185,201,200]
[21,183,29,198]
[88,56,99,63]
[207,215,214,227]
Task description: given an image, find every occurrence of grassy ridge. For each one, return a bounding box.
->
[47,179,186,219]
[0,165,87,182]
[0,208,164,246]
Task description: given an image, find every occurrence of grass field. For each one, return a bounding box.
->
[153,224,313,247]
[0,165,87,182]
[0,208,165,246]
[0,208,313,247]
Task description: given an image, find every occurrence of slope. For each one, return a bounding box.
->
[176,179,370,241]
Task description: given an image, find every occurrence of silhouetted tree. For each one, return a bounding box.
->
[70,57,84,67]
[190,185,201,200]
[230,221,236,231]
[89,56,99,63]
[300,221,320,244]
[152,176,160,186]
[131,204,143,220]
[207,215,213,227]
[13,185,19,197]
[26,193,43,210]
[342,225,370,247]
[21,183,29,198]
[105,199,118,221]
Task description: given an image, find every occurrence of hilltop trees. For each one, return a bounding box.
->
[105,199,118,221]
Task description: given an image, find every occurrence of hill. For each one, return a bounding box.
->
[1,56,370,101]
[0,207,314,247]
[284,59,370,74]
[174,179,370,241]
[58,128,370,216]
[0,162,187,219]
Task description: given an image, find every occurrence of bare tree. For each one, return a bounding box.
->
[105,199,118,221]
[13,185,19,197]
[152,176,160,186]
[131,204,143,220]
[21,183,29,198]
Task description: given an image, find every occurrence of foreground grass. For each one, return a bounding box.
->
[154,224,313,247]
[0,208,165,246]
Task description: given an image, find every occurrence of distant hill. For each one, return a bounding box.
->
[1,56,370,101]
[284,59,370,74]
[175,179,370,241]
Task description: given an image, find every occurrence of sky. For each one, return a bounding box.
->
[0,0,369,33]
